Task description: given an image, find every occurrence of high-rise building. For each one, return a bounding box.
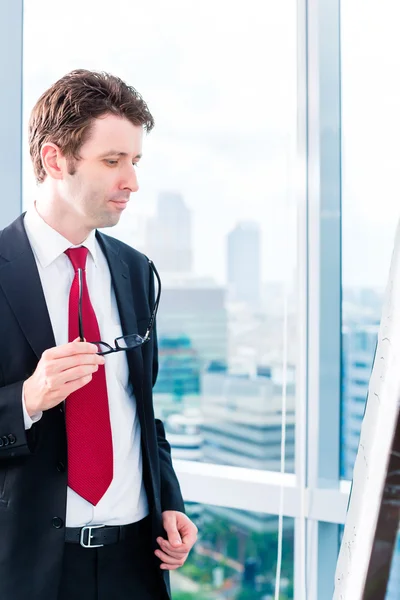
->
[227,221,261,308]
[155,335,201,398]
[201,361,295,472]
[199,361,295,555]
[341,323,379,480]
[164,411,203,462]
[151,336,203,462]
[156,277,228,368]
[146,191,192,273]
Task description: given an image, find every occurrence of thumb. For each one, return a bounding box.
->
[164,517,182,546]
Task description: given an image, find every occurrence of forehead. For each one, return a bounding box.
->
[82,114,143,156]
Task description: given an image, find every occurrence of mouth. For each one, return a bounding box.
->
[110,200,129,209]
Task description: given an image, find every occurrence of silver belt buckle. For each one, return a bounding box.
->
[80,524,105,548]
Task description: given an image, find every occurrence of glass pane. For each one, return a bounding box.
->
[23,3,298,475]
[117,334,143,349]
[341,2,400,596]
[171,502,294,600]
[93,342,113,354]
[148,5,298,474]
[341,0,400,480]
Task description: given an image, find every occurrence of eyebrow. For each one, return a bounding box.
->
[98,150,142,159]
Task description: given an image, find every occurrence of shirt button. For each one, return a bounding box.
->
[56,461,65,473]
[52,517,64,529]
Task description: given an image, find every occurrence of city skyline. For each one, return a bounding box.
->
[145,191,193,273]
[21,1,400,290]
[22,0,298,287]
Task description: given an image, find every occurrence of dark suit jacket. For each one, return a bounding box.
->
[0,213,185,600]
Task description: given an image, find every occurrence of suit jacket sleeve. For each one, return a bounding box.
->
[148,259,186,514]
[0,380,36,459]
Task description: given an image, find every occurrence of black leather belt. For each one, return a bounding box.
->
[65,515,150,548]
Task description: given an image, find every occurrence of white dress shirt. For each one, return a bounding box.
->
[22,203,149,527]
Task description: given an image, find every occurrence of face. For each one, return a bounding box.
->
[45,114,143,231]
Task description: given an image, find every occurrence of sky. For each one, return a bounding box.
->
[341,1,400,288]
[21,0,400,289]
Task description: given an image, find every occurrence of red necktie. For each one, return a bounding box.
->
[64,247,113,505]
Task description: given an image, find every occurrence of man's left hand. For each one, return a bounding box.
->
[155,510,198,570]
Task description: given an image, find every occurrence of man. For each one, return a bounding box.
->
[0,69,197,599]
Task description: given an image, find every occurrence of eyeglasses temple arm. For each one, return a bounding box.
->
[145,259,161,341]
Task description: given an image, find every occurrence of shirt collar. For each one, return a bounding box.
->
[24,202,98,269]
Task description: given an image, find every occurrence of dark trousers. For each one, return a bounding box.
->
[58,518,168,599]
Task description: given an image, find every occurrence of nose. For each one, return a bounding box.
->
[121,164,139,193]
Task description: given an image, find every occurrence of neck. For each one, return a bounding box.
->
[34,199,92,246]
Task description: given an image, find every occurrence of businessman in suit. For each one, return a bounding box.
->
[0,69,197,599]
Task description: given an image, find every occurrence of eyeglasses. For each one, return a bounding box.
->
[77,258,161,356]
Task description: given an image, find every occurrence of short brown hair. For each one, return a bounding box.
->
[29,69,155,183]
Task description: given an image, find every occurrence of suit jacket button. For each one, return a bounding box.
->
[56,461,65,472]
[1,436,9,447]
[52,517,64,529]
[7,434,16,445]
[0,438,3,448]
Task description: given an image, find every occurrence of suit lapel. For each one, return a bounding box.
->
[0,213,56,360]
[95,232,144,384]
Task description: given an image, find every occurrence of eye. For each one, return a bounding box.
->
[133,162,139,168]
[105,159,118,166]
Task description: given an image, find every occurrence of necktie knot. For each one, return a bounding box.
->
[65,247,89,272]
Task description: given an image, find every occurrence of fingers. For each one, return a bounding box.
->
[62,373,95,396]
[155,537,190,570]
[59,353,105,372]
[181,532,198,548]
[26,340,105,414]
[44,340,99,360]
[58,363,100,385]
[154,548,188,570]
[42,352,105,391]
[41,353,105,390]
[157,536,191,554]
[162,513,183,546]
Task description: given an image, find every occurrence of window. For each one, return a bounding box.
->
[23,0,297,476]
[341,1,400,596]
[172,503,294,600]
[340,0,399,479]
[6,0,359,597]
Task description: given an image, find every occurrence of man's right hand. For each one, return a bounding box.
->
[23,338,106,417]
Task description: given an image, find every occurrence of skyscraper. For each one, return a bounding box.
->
[155,334,201,398]
[201,361,295,472]
[227,221,261,308]
[146,191,192,273]
[341,322,378,480]
[157,278,228,367]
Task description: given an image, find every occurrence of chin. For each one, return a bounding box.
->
[97,214,121,229]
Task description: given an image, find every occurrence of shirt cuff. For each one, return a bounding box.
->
[22,388,43,430]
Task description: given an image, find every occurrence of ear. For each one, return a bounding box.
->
[40,142,65,180]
